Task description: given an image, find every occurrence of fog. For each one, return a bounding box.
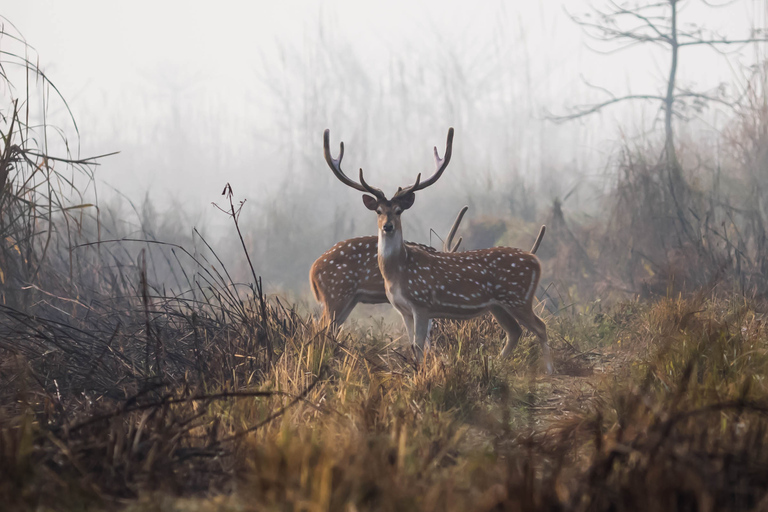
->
[2,0,764,290]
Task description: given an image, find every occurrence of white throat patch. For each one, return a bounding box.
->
[378,230,403,261]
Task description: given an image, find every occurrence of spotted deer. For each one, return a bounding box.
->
[310,205,468,328]
[322,128,553,373]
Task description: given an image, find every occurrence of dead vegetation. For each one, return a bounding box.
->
[6,281,768,511]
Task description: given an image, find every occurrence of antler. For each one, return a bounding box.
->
[358,168,386,201]
[443,205,468,252]
[530,225,546,254]
[323,129,386,200]
[394,127,454,199]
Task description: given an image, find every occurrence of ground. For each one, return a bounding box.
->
[4,293,768,511]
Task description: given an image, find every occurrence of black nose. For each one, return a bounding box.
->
[383,222,394,233]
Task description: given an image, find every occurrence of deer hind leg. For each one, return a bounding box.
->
[323,295,358,331]
[490,305,523,358]
[506,305,553,375]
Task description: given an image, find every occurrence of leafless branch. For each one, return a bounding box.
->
[679,37,768,48]
[548,94,665,123]
[606,0,671,42]
[675,90,739,111]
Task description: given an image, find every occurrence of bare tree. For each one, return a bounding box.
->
[553,0,767,198]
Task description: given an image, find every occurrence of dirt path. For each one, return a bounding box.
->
[531,344,633,425]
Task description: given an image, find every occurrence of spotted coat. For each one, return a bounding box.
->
[388,245,541,318]
[309,236,443,325]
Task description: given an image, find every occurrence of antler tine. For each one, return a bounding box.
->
[394,127,454,198]
[323,129,368,193]
[419,127,454,191]
[358,168,387,201]
[444,205,468,252]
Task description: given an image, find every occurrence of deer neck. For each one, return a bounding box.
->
[377,228,406,284]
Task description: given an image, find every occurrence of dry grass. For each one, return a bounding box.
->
[3,282,768,511]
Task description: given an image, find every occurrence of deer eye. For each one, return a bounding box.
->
[394,206,402,215]
[376,208,383,215]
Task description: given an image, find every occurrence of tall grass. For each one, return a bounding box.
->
[8,291,768,511]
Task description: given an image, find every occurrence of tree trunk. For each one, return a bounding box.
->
[665,0,692,239]
[664,0,678,173]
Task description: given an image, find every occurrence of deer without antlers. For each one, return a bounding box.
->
[310,205,468,328]
[322,128,553,374]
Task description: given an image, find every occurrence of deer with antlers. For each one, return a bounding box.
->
[322,128,553,373]
[310,205,468,328]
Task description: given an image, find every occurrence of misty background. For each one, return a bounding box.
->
[2,0,764,294]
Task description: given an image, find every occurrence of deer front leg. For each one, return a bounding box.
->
[413,311,431,358]
[395,306,415,345]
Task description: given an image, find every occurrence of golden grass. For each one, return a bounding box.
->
[5,289,768,511]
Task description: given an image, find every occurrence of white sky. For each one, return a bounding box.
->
[2,0,764,214]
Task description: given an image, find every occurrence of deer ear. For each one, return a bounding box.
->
[362,195,379,211]
[396,192,416,210]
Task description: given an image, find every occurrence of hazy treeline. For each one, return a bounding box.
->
[2,2,765,300]
[24,8,614,293]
